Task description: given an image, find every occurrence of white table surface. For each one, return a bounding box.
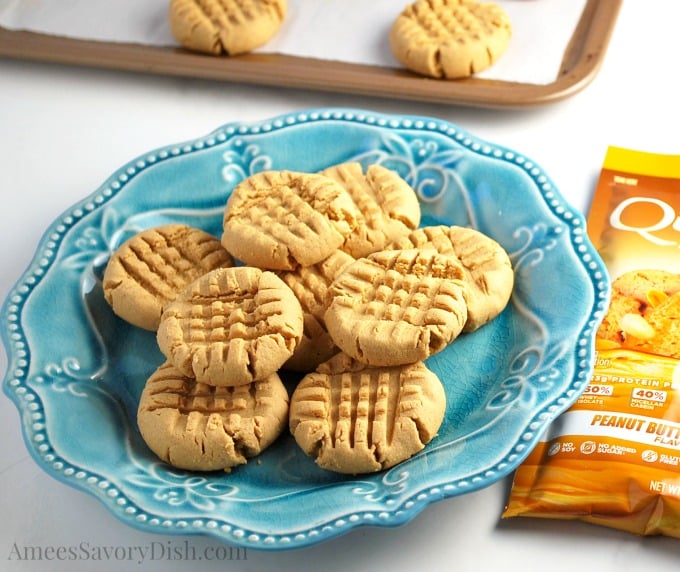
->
[1,2,679,570]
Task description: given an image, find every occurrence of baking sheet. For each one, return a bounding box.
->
[0,0,585,85]
[0,0,622,108]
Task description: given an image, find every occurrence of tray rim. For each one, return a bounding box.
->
[0,0,622,109]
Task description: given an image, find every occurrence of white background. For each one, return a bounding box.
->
[1,2,679,570]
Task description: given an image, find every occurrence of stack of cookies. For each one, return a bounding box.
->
[102,163,513,475]
[103,225,297,471]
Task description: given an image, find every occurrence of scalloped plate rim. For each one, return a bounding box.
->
[1,107,610,550]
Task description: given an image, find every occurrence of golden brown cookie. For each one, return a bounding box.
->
[324,249,468,366]
[390,225,513,332]
[278,250,355,372]
[389,0,512,79]
[320,162,421,258]
[643,292,680,358]
[221,170,361,270]
[157,266,303,386]
[283,314,339,374]
[289,353,446,474]
[138,361,289,471]
[169,0,287,56]
[102,224,233,331]
[597,269,680,358]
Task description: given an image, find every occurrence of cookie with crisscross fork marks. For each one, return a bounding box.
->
[138,361,289,471]
[320,162,421,258]
[390,225,513,332]
[389,0,512,79]
[157,266,303,386]
[289,353,446,474]
[222,170,361,270]
[324,249,468,366]
[169,0,287,56]
[278,249,355,372]
[102,224,234,331]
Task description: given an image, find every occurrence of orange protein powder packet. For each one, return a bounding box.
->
[503,147,680,537]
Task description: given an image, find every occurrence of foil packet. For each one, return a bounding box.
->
[503,146,680,538]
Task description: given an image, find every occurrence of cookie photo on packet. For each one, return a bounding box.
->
[596,269,680,359]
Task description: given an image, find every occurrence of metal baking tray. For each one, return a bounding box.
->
[0,0,622,108]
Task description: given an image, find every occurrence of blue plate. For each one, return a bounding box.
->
[1,109,609,550]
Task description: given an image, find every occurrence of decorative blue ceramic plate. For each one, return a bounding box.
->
[1,109,609,550]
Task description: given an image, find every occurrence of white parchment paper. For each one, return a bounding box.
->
[0,0,587,85]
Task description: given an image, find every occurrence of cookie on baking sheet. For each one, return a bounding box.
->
[390,225,513,332]
[389,0,512,79]
[289,353,446,474]
[278,250,356,372]
[138,361,289,471]
[157,266,303,386]
[221,170,361,270]
[320,162,421,258]
[169,0,287,56]
[597,269,680,359]
[324,249,468,366]
[102,224,233,331]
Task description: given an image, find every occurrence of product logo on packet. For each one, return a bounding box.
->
[610,195,680,247]
[579,441,596,455]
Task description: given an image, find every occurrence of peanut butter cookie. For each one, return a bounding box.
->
[278,250,355,372]
[157,266,303,386]
[389,0,512,79]
[324,249,468,366]
[320,162,421,258]
[169,0,287,56]
[138,361,289,471]
[390,225,513,332]
[289,353,446,474]
[102,224,233,331]
[221,170,360,270]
